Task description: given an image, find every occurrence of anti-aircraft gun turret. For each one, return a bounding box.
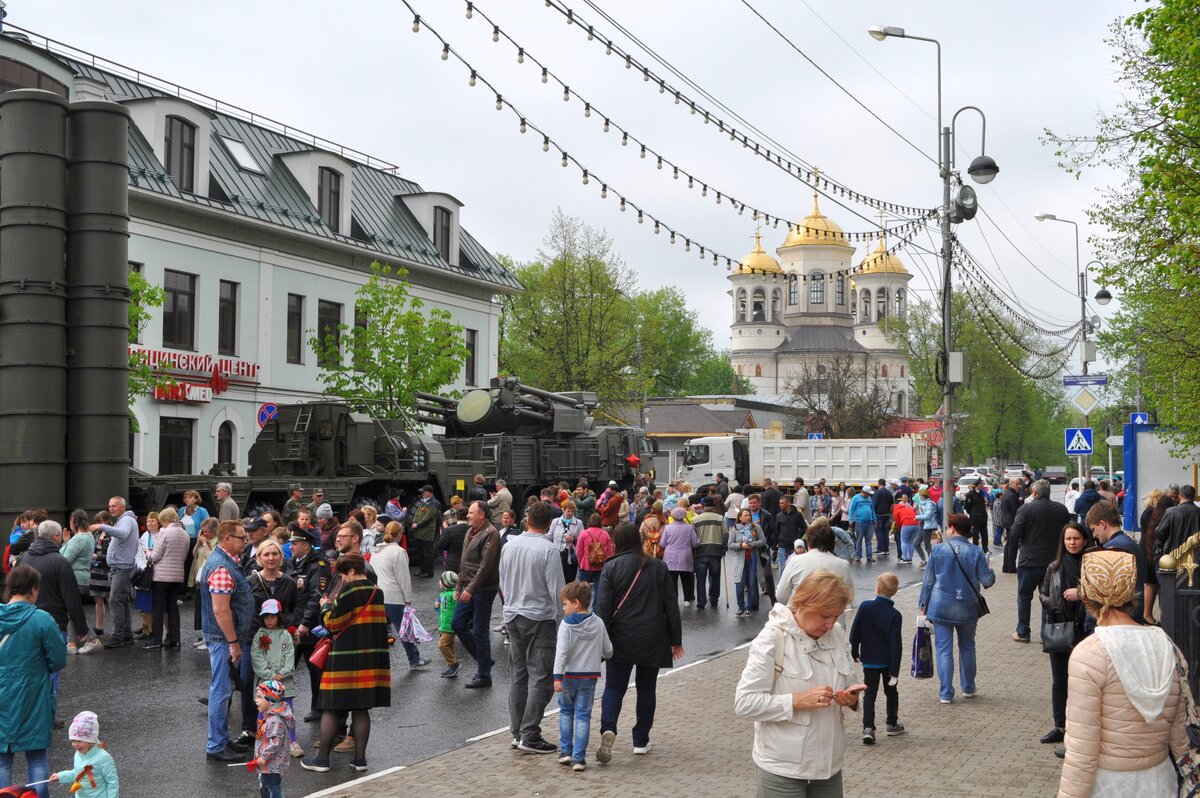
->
[416,377,598,437]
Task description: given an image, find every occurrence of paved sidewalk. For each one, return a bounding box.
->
[308,563,1064,797]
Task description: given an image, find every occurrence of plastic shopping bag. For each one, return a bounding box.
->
[398,604,434,644]
[911,620,934,679]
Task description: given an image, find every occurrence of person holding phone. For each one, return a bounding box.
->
[735,570,864,797]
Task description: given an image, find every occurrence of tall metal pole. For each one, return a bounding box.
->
[940,122,954,531]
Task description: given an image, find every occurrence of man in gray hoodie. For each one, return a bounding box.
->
[90,496,141,648]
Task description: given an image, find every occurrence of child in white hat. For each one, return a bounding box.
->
[251,599,300,758]
[48,711,118,797]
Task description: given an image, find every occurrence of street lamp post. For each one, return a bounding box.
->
[870,25,998,530]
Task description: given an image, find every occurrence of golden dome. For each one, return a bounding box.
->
[782,191,852,249]
[858,238,909,275]
[733,229,782,275]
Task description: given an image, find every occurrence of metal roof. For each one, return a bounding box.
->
[58,52,521,292]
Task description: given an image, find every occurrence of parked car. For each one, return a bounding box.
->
[1043,466,1069,485]
[1003,463,1030,480]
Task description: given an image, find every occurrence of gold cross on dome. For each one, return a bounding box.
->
[877,210,887,244]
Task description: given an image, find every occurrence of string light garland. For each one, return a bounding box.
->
[538,0,930,219]
[445,0,935,242]
[953,242,1085,338]
[964,286,1077,381]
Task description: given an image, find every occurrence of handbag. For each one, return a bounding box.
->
[1170,649,1200,797]
[1041,609,1078,655]
[132,562,154,591]
[948,541,989,617]
[910,622,934,679]
[308,587,378,669]
[398,605,434,644]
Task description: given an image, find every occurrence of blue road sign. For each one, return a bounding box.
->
[1063,374,1109,387]
[1065,427,1094,456]
[1130,412,1149,425]
[257,402,279,428]
[807,432,825,440]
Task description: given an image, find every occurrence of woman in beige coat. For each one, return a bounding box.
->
[1058,550,1188,798]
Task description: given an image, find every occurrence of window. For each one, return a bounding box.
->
[836,273,846,306]
[900,365,906,378]
[217,421,234,465]
[162,270,196,350]
[751,289,766,322]
[881,364,889,378]
[809,272,825,305]
[464,328,478,387]
[164,116,196,193]
[860,289,872,323]
[220,136,263,174]
[287,294,304,364]
[316,300,342,367]
[771,290,781,322]
[0,57,68,97]
[736,289,747,322]
[218,280,238,356]
[877,288,888,322]
[318,167,341,232]
[788,275,798,306]
[159,417,194,474]
[755,364,762,378]
[433,206,452,262]
[895,288,906,320]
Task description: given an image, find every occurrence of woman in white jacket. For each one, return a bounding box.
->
[372,523,430,669]
[735,570,864,797]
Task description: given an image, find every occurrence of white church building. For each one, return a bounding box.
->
[728,189,915,415]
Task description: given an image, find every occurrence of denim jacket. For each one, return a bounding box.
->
[199,545,255,644]
[915,498,940,530]
[917,537,996,626]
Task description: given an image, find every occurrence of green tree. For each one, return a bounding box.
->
[128,268,171,429]
[1044,2,1200,450]
[680,350,755,396]
[310,261,468,421]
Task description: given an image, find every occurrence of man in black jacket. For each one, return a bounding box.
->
[759,479,782,518]
[998,480,1024,574]
[1009,480,1070,643]
[773,496,808,570]
[20,521,93,700]
[963,480,990,554]
[1157,484,1200,554]
[871,479,895,557]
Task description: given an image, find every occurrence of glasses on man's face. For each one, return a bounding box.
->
[335,534,354,541]
[229,534,248,541]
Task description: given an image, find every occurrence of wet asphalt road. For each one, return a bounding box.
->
[32,552,926,797]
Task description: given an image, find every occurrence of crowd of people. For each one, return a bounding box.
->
[0,468,1195,797]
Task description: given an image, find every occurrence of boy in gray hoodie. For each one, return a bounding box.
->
[553,581,613,772]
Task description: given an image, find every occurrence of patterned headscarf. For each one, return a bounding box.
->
[1078,550,1136,619]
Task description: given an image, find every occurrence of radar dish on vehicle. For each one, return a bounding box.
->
[456,389,495,425]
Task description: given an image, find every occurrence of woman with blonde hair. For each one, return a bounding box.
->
[1141,488,1174,624]
[735,570,863,797]
[1058,550,1187,797]
[145,506,188,650]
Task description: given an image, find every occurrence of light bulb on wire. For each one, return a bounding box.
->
[468,71,476,87]
[412,15,420,32]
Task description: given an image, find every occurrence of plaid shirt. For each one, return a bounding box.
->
[207,565,235,595]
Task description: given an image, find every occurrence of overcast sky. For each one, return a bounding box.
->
[15,0,1135,361]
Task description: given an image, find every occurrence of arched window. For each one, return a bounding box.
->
[736,289,747,322]
[771,289,781,322]
[787,274,798,306]
[877,287,888,321]
[217,421,234,465]
[836,273,846,305]
[881,364,889,378]
[752,288,766,322]
[809,272,825,304]
[895,288,906,320]
[860,289,871,323]
[851,301,857,323]
[736,364,744,376]
[755,364,762,377]
[900,365,906,378]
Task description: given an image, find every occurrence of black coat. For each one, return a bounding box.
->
[19,538,88,638]
[963,489,988,525]
[434,522,468,571]
[286,550,331,638]
[596,550,682,669]
[1010,497,1071,569]
[774,508,808,550]
[1158,502,1200,554]
[759,487,782,517]
[249,569,298,630]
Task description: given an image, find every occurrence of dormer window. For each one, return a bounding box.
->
[165,116,196,192]
[433,206,452,262]
[319,167,342,233]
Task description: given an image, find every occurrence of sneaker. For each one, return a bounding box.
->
[517,736,557,754]
[867,558,876,563]
[193,640,207,650]
[349,758,368,772]
[102,638,125,649]
[886,724,906,736]
[939,698,952,704]
[409,657,432,670]
[1053,747,1065,759]
[683,601,691,608]
[557,755,573,765]
[573,762,587,772]
[77,639,103,655]
[1040,728,1064,744]
[492,624,506,633]
[441,663,461,679]
[862,728,876,745]
[632,742,652,755]
[734,610,747,617]
[290,741,304,758]
[67,641,77,654]
[596,730,615,764]
[333,735,356,753]
[1012,633,1030,643]
[234,731,255,748]
[918,561,927,569]
[962,690,977,699]
[300,756,330,773]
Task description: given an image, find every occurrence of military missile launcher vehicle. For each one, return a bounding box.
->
[127,377,653,518]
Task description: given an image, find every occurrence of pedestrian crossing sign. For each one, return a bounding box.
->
[1064,427,1094,455]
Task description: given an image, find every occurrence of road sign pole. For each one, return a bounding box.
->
[1084,413,1089,480]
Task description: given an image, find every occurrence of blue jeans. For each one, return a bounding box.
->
[735,555,758,611]
[777,546,791,571]
[0,749,49,798]
[50,628,66,697]
[694,557,721,607]
[900,525,919,561]
[932,621,977,701]
[384,603,424,664]
[1016,565,1047,638]
[558,678,597,763]
[854,521,874,560]
[258,772,283,798]
[993,524,1004,547]
[451,588,497,679]
[206,640,235,753]
[874,514,891,553]
[600,660,659,747]
[579,570,601,608]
